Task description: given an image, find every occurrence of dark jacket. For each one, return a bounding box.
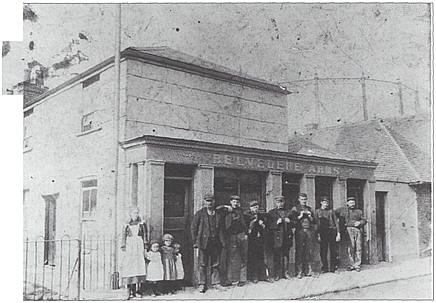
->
[223,207,248,235]
[245,210,268,244]
[191,207,225,250]
[267,208,295,248]
[314,208,339,233]
[121,220,148,249]
[291,204,315,231]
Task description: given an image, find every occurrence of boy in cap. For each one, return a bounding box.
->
[267,195,294,280]
[335,197,367,272]
[191,194,225,293]
[245,200,271,283]
[314,196,340,273]
[291,192,315,279]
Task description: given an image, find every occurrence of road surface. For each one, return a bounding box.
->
[311,274,433,300]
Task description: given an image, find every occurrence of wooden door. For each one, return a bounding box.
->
[376,192,388,261]
[163,178,193,284]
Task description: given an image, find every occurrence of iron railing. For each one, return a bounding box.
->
[23,235,114,301]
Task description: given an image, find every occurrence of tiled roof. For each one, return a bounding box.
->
[301,115,431,183]
[288,134,353,161]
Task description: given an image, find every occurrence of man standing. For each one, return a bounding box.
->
[292,192,315,279]
[191,194,225,293]
[245,200,272,283]
[221,195,248,286]
[267,195,294,280]
[314,196,340,273]
[335,197,367,272]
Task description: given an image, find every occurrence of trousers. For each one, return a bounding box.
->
[247,240,267,281]
[295,228,314,274]
[347,227,362,268]
[319,228,337,271]
[272,246,290,278]
[225,232,248,283]
[198,239,221,285]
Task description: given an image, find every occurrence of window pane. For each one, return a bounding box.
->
[90,189,97,211]
[82,180,97,188]
[82,190,90,212]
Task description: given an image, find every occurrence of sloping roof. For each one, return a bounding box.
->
[25,46,290,108]
[303,115,431,183]
[288,135,353,161]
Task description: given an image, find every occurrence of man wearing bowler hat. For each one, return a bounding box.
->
[221,195,249,286]
[267,195,294,280]
[335,196,367,272]
[191,194,225,293]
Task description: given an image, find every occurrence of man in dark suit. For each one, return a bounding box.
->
[267,195,294,280]
[191,194,225,293]
[221,195,249,287]
[292,192,316,279]
[245,200,272,283]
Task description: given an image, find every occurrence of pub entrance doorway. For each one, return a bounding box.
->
[163,164,194,284]
[282,174,302,210]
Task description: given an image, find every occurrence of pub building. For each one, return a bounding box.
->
[23,46,377,289]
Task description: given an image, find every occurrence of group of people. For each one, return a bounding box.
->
[191,193,367,293]
[120,208,184,298]
[119,193,367,297]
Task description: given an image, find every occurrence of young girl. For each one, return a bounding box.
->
[145,240,164,296]
[160,234,177,293]
[173,243,185,290]
[120,207,148,298]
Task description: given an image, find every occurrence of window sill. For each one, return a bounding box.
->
[77,127,102,137]
[23,147,33,153]
[81,217,96,222]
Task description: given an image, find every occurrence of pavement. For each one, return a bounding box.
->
[92,256,432,300]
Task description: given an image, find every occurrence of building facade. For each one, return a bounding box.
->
[23,47,378,290]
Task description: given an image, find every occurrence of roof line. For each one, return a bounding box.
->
[377,121,421,181]
[24,47,290,108]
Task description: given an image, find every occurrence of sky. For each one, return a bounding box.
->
[2,3,432,106]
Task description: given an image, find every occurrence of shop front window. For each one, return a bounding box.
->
[214,169,265,211]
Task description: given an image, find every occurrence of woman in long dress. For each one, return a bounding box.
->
[120,207,148,298]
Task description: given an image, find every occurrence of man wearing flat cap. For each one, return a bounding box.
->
[335,196,367,272]
[245,200,271,283]
[291,192,316,279]
[220,195,249,287]
[191,194,225,293]
[267,195,295,280]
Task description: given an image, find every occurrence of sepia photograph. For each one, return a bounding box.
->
[0,1,433,300]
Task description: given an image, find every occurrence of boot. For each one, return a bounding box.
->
[305,265,313,277]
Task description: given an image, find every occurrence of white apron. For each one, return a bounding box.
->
[121,224,147,278]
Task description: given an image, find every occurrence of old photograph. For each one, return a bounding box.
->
[1,2,433,300]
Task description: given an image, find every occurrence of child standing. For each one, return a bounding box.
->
[173,243,185,290]
[145,240,164,296]
[160,234,177,293]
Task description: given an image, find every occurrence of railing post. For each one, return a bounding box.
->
[77,239,81,300]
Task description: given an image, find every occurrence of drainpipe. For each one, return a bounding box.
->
[111,3,121,289]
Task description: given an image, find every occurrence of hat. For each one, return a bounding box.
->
[162,234,174,241]
[320,196,329,202]
[203,193,214,201]
[298,192,307,198]
[249,200,259,207]
[149,239,160,246]
[230,195,240,201]
[274,195,285,201]
[347,196,356,201]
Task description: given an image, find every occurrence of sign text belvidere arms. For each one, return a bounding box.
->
[211,153,340,175]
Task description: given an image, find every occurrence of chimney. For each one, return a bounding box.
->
[12,67,49,107]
